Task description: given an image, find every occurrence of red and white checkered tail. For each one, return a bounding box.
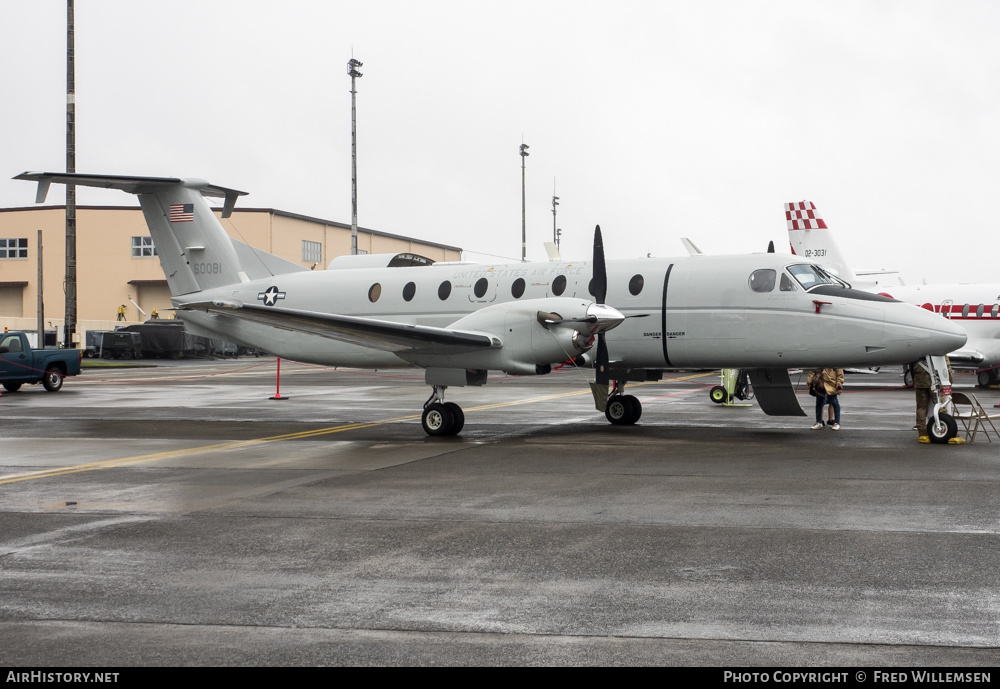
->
[784,201,828,230]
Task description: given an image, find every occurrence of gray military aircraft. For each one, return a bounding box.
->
[17,172,967,436]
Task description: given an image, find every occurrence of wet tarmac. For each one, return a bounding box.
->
[1,359,998,666]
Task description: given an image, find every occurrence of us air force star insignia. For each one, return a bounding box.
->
[257,285,286,306]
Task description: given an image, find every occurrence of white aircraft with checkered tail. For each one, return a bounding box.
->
[15,172,967,437]
[787,200,1000,387]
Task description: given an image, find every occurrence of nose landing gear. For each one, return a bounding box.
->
[604,380,642,425]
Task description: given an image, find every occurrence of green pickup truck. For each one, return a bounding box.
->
[0,331,82,393]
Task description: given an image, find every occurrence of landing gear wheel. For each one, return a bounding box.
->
[422,403,455,436]
[605,395,639,425]
[978,370,996,388]
[2,382,22,392]
[42,367,63,392]
[605,396,630,425]
[621,394,641,423]
[443,402,465,435]
[709,385,728,404]
[928,412,958,444]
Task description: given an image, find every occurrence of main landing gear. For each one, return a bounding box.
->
[605,381,642,425]
[422,386,465,436]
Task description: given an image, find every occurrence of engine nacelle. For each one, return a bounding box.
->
[400,298,596,375]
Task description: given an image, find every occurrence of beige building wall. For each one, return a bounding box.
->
[0,205,462,339]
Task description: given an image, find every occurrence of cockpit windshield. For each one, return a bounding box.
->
[787,264,846,291]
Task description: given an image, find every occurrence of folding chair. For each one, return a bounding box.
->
[968,392,1000,442]
[949,392,980,443]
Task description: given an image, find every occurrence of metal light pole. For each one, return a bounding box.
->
[65,0,76,348]
[348,57,363,256]
[520,143,529,261]
[37,231,44,346]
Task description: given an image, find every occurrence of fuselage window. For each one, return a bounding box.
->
[368,283,382,303]
[779,273,797,291]
[512,278,526,299]
[403,282,416,302]
[993,304,999,318]
[628,274,644,296]
[977,304,985,318]
[438,281,452,301]
[552,274,567,296]
[474,277,489,298]
[749,269,776,293]
[962,304,970,318]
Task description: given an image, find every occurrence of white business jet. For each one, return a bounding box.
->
[18,173,966,437]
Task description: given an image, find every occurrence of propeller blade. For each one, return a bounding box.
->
[592,225,607,305]
[595,332,610,386]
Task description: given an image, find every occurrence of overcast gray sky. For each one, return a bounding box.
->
[2,1,998,282]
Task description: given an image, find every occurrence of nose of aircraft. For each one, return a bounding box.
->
[918,309,968,354]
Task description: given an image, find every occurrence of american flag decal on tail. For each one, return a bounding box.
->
[785,201,827,230]
[169,203,194,223]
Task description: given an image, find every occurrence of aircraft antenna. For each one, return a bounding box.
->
[520,140,529,261]
[552,178,560,253]
[220,215,275,277]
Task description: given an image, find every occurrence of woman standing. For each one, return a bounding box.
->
[808,368,845,430]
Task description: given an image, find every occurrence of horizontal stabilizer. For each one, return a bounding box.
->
[14,172,248,218]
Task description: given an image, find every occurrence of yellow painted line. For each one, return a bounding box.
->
[0,418,416,485]
[0,372,716,485]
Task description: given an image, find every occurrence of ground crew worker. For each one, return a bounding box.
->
[909,356,953,443]
[150,307,159,319]
[117,305,126,321]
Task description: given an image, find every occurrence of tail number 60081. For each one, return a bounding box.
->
[192,262,223,275]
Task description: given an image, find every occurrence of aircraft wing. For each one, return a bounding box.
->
[179,301,498,353]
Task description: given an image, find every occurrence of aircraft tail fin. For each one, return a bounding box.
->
[16,172,249,296]
[543,241,562,261]
[784,201,858,282]
[680,238,703,256]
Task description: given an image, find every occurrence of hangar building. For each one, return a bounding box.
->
[0,205,462,341]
